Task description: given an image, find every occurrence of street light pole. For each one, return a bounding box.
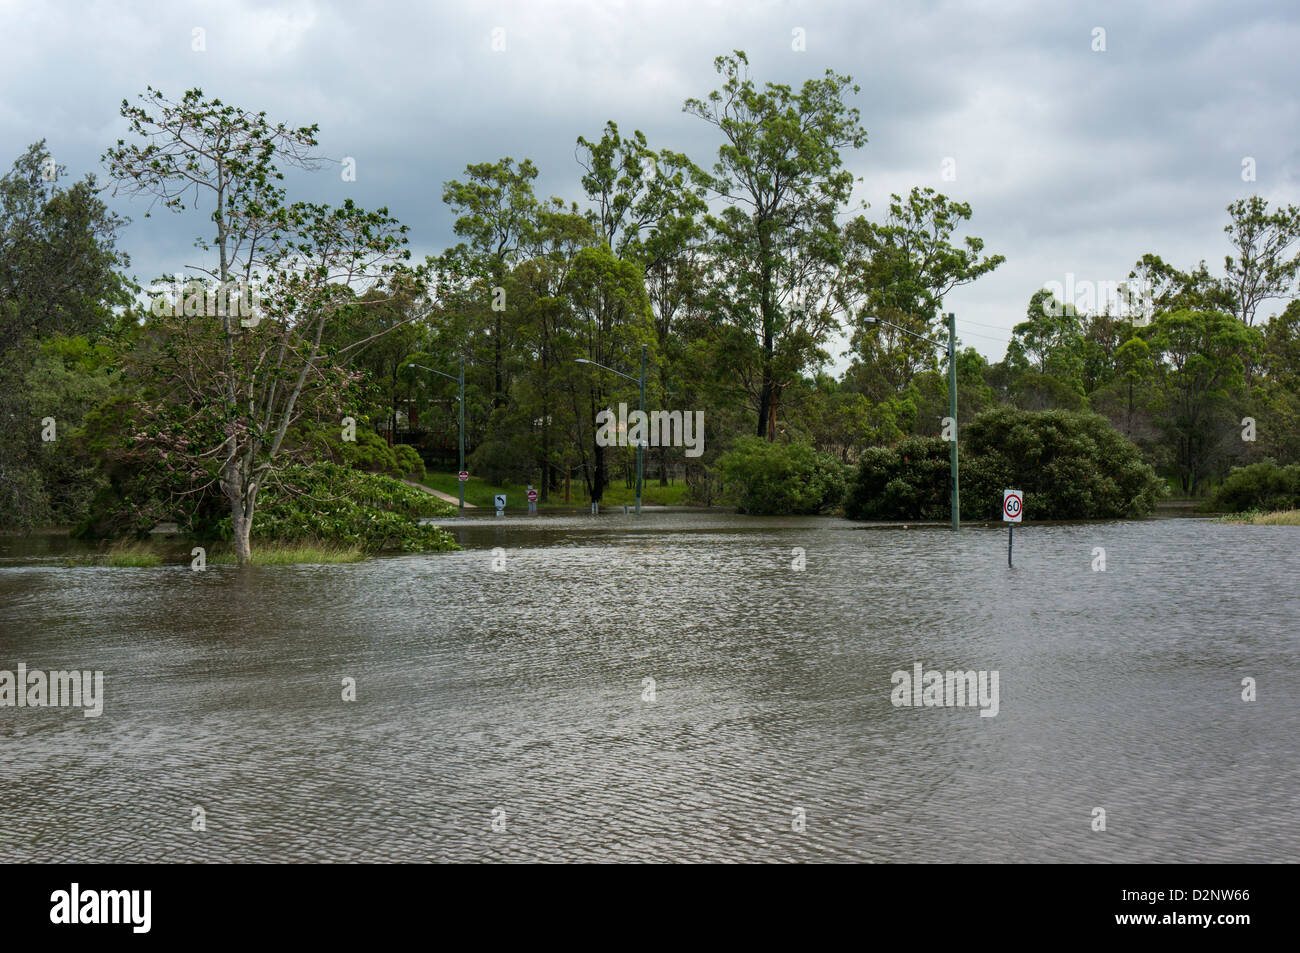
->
[947,312,959,531]
[406,360,465,513]
[465,353,470,512]
[575,352,645,515]
[636,344,646,515]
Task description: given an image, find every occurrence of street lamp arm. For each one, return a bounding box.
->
[863,316,945,349]
[404,362,459,384]
[574,357,639,384]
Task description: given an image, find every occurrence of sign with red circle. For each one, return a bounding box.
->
[1002,489,1023,522]
[458,471,469,482]
[526,489,539,503]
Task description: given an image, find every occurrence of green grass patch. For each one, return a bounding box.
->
[420,471,695,508]
[1217,509,1300,526]
[207,541,367,565]
[64,541,163,567]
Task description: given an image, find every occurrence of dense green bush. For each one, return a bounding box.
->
[717,437,847,515]
[1210,460,1300,513]
[308,424,425,481]
[227,462,457,553]
[962,407,1165,519]
[843,436,953,520]
[844,407,1164,521]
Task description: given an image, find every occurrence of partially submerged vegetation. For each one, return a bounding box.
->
[65,538,371,567]
[1216,509,1300,526]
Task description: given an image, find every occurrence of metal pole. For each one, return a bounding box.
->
[458,355,465,513]
[948,312,959,531]
[636,344,645,515]
[1008,522,1014,568]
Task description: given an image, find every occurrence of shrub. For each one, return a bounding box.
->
[392,443,426,482]
[843,436,951,520]
[1210,460,1300,513]
[717,437,847,515]
[962,407,1165,519]
[845,408,1164,521]
[220,462,458,553]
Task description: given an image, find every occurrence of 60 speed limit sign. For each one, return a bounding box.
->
[1002,489,1023,522]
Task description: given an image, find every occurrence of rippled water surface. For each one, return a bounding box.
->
[1,513,1297,863]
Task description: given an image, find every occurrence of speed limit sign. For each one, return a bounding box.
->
[1003,489,1023,523]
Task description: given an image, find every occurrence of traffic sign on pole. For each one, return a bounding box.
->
[1003,489,1022,568]
[1002,490,1023,522]
[458,471,469,482]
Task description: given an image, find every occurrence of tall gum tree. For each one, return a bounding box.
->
[685,50,867,440]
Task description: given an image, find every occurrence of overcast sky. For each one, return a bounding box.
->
[3,0,1298,368]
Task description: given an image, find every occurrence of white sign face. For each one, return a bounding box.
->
[494,494,506,509]
[458,471,469,482]
[526,489,538,502]
[1003,489,1023,523]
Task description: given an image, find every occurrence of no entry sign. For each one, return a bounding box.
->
[1003,489,1023,522]
[458,471,469,482]
[526,488,538,503]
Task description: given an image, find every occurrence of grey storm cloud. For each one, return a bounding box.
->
[2,0,1297,364]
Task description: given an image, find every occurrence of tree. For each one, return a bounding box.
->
[843,188,1003,402]
[1221,196,1300,327]
[441,158,540,410]
[576,121,708,485]
[103,88,413,563]
[685,50,867,440]
[1141,309,1261,495]
[562,243,655,502]
[0,141,130,529]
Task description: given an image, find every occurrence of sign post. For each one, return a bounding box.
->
[1002,489,1023,567]
[526,487,538,515]
[494,493,506,517]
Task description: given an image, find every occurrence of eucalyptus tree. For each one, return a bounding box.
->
[843,187,1003,401]
[441,158,540,410]
[576,121,708,480]
[685,50,867,440]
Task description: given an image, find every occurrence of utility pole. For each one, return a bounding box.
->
[948,312,959,531]
[636,344,646,516]
[457,355,465,513]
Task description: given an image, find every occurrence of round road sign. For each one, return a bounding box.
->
[458,471,469,482]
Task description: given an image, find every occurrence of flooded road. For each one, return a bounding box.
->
[1,513,1296,862]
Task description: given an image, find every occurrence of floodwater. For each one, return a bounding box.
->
[1,513,1296,863]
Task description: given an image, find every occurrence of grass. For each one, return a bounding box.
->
[1217,509,1300,526]
[419,471,696,509]
[210,542,366,565]
[64,541,163,567]
[66,539,367,567]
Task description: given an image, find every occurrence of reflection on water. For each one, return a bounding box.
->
[1,513,1297,862]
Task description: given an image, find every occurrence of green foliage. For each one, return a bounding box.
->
[717,436,846,515]
[962,407,1165,519]
[843,436,953,520]
[226,462,457,553]
[844,409,1164,521]
[1210,461,1300,513]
